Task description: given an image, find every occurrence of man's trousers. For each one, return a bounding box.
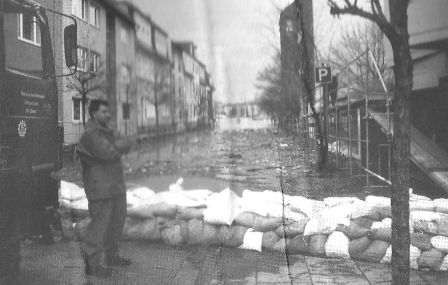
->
[81,194,126,267]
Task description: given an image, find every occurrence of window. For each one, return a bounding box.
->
[89,3,100,27]
[77,46,88,71]
[121,24,130,42]
[72,0,88,21]
[72,98,86,122]
[120,65,130,85]
[18,13,41,45]
[90,51,100,72]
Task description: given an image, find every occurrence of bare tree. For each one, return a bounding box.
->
[146,65,171,134]
[66,32,106,126]
[326,0,413,283]
[328,22,393,92]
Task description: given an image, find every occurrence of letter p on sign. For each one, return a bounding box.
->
[315,67,332,84]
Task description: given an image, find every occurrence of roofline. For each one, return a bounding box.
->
[97,0,134,27]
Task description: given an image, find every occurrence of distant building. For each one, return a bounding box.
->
[279,0,314,127]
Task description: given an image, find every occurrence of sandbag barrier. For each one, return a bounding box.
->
[59,180,448,271]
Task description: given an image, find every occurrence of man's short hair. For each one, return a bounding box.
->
[88,99,109,118]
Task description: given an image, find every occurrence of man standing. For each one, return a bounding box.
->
[77,99,134,277]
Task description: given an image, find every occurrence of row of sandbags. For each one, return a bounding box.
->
[58,179,448,271]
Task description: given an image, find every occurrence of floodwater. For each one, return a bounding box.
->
[115,116,371,200]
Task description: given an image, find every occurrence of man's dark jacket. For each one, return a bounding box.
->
[77,120,130,200]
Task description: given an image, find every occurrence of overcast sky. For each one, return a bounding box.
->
[132,0,365,103]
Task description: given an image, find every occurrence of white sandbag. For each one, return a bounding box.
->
[380,245,421,269]
[365,196,390,208]
[409,190,432,202]
[242,189,287,206]
[158,191,206,208]
[234,212,258,228]
[59,181,86,201]
[303,215,350,236]
[127,201,177,219]
[59,198,72,209]
[431,236,448,254]
[434,199,448,214]
[239,199,269,217]
[177,207,206,220]
[410,200,434,212]
[371,218,414,233]
[71,198,89,211]
[183,190,213,202]
[323,197,362,208]
[239,229,263,252]
[325,231,350,259]
[265,203,286,218]
[347,200,376,219]
[128,187,157,201]
[440,255,448,271]
[411,211,443,235]
[284,210,308,223]
[289,196,326,218]
[203,188,240,226]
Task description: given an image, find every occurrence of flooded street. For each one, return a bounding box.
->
[64,117,370,200]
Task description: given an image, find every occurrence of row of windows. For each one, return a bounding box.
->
[77,47,100,72]
[72,0,100,27]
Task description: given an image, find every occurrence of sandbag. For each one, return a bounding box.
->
[239,229,263,252]
[127,202,177,219]
[289,197,326,218]
[365,196,390,208]
[70,198,90,218]
[274,238,290,252]
[234,212,258,228]
[360,240,390,263]
[186,219,205,245]
[371,206,391,220]
[203,223,220,245]
[325,231,350,259]
[303,215,350,236]
[74,217,91,241]
[61,217,75,239]
[418,249,444,270]
[128,186,157,201]
[323,197,362,207]
[275,219,308,238]
[336,221,370,239]
[59,181,86,201]
[349,237,371,259]
[262,231,279,250]
[352,217,376,229]
[222,226,248,248]
[381,245,421,270]
[158,191,207,208]
[411,233,433,251]
[161,224,183,246]
[122,217,160,241]
[308,234,327,256]
[203,188,240,225]
[368,228,391,242]
[440,255,448,271]
[434,199,448,214]
[410,200,434,212]
[177,207,205,220]
[431,236,448,254]
[411,211,448,236]
[288,234,309,254]
[253,216,283,232]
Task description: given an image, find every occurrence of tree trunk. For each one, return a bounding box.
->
[390,39,412,285]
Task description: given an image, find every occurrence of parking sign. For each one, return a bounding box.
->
[315,66,332,83]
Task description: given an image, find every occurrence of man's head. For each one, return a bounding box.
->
[89,99,110,127]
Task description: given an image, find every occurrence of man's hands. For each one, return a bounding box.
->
[115,137,136,154]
